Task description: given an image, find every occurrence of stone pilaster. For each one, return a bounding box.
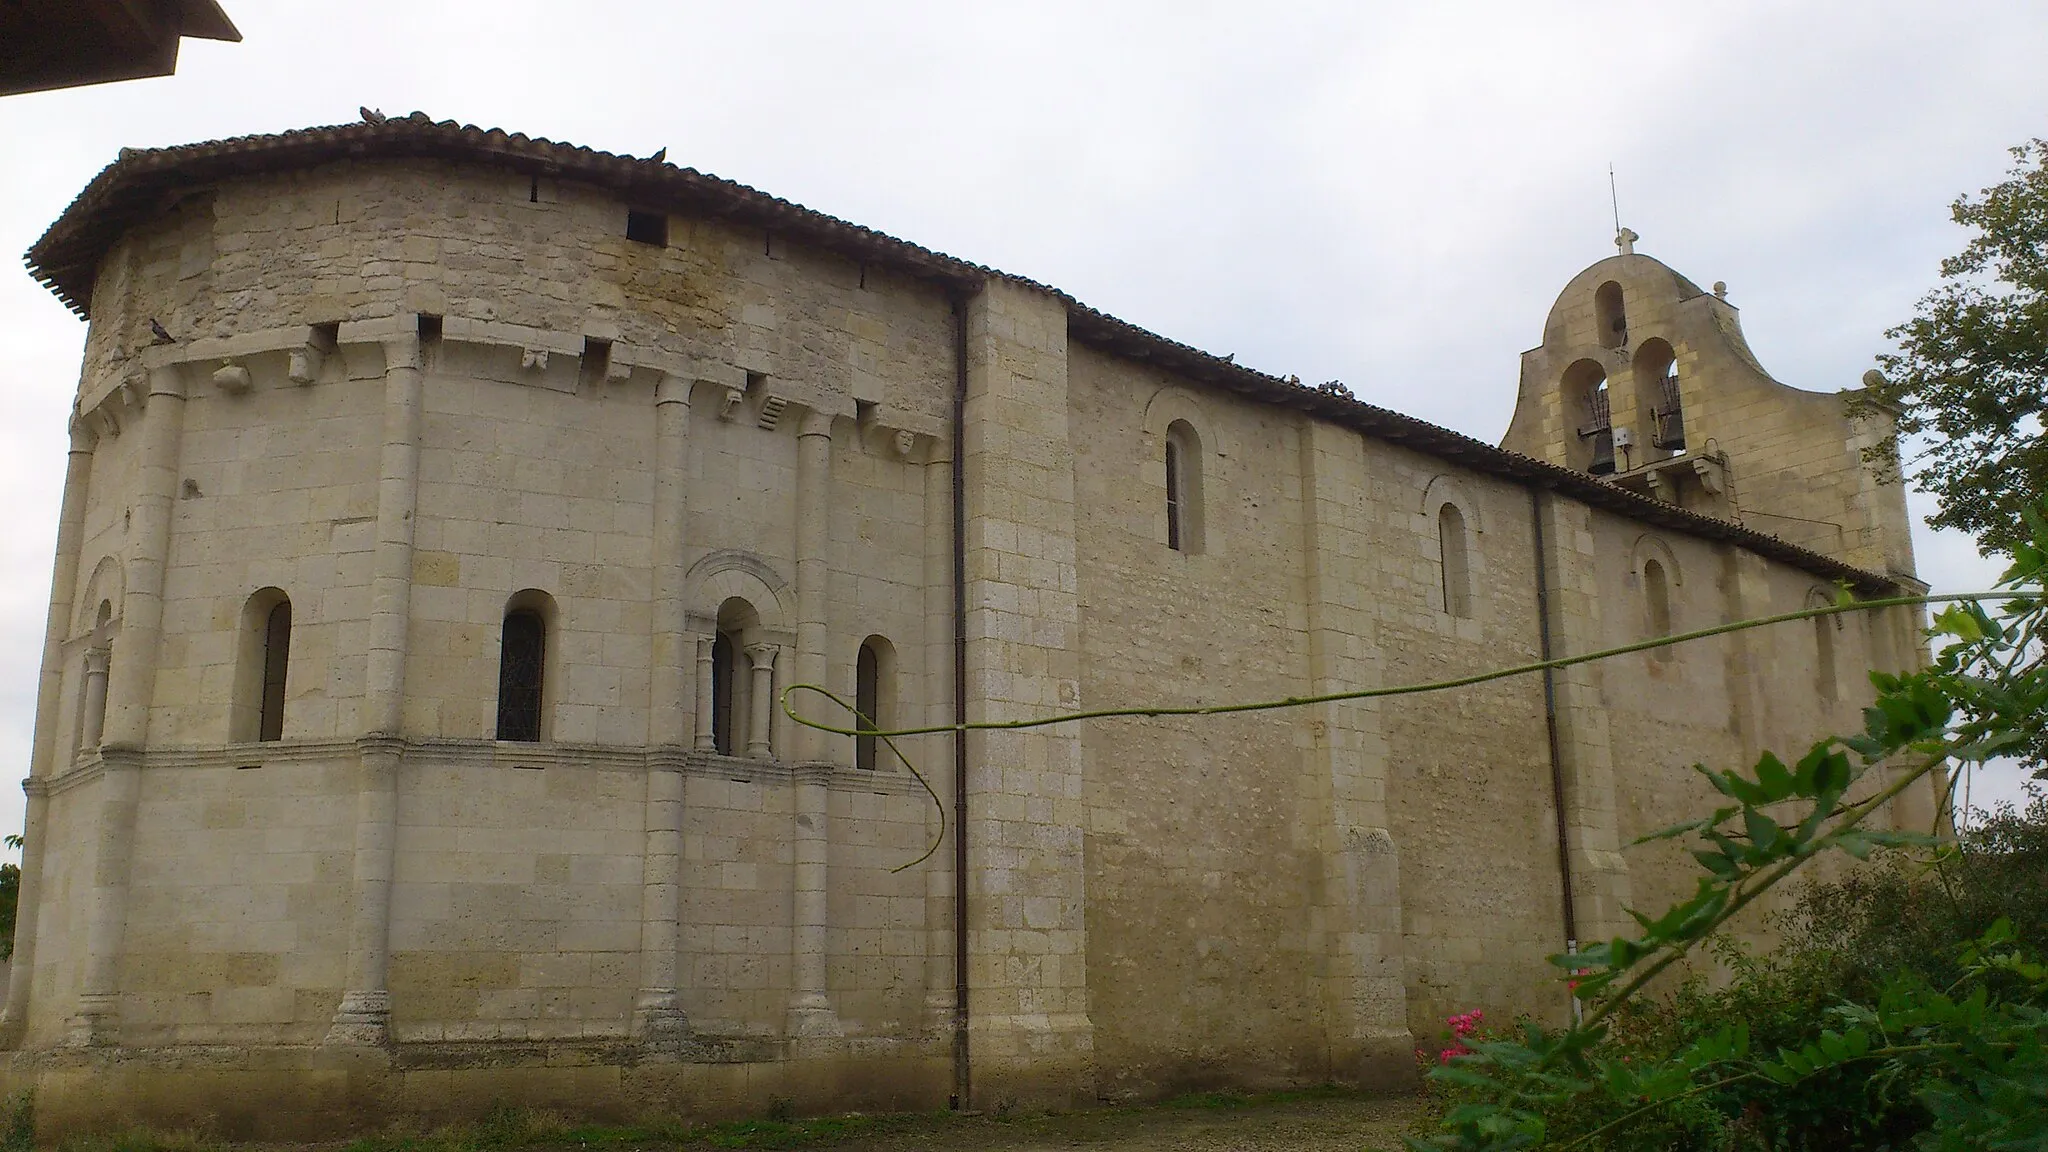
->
[787,410,840,1035]
[329,737,402,1045]
[102,363,187,747]
[786,764,838,1041]
[1534,492,1632,944]
[636,749,688,1049]
[920,447,956,1037]
[69,746,142,1046]
[638,372,693,1047]
[29,418,96,778]
[1297,420,1413,1085]
[1719,546,1776,758]
[362,331,423,736]
[0,784,49,1046]
[792,409,834,761]
[6,418,97,1044]
[71,361,185,1046]
[330,330,423,1046]
[960,279,1092,1106]
[649,373,694,748]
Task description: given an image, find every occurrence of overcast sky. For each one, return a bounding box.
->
[0,0,2042,850]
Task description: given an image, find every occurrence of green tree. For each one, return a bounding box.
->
[1868,138,2048,555]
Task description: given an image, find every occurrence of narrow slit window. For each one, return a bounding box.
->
[233,589,288,743]
[1438,504,1471,618]
[258,599,291,741]
[1643,558,1673,663]
[856,641,880,771]
[1814,615,1838,702]
[1164,420,1204,553]
[496,609,547,742]
[1165,438,1183,551]
[712,631,737,755]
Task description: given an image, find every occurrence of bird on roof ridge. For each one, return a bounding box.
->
[360,107,386,124]
[649,147,667,163]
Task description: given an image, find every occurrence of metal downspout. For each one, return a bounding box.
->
[1530,487,1580,1011]
[949,293,972,1109]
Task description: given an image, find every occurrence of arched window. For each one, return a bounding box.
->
[712,631,738,755]
[1438,504,1472,618]
[1561,359,1614,475]
[710,596,765,757]
[1164,419,1204,553]
[1643,558,1673,663]
[1811,591,1840,703]
[232,588,291,742]
[1814,616,1838,702]
[496,590,553,742]
[1634,338,1684,454]
[1595,280,1627,349]
[259,600,291,741]
[855,636,896,770]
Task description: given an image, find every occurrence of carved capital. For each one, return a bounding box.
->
[654,372,692,407]
[383,333,423,372]
[796,408,834,440]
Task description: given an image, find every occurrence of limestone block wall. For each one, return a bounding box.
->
[1067,347,1329,1095]
[958,279,1093,1099]
[19,777,103,1047]
[115,753,357,1045]
[1369,451,1559,1036]
[77,162,958,439]
[1067,337,1937,1085]
[154,369,382,744]
[405,358,658,744]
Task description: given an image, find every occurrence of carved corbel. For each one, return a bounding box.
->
[521,348,549,372]
[288,346,324,385]
[719,388,745,422]
[1693,457,1726,495]
[212,361,252,395]
[892,429,916,458]
[756,394,788,431]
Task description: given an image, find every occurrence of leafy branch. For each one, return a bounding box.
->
[1405,506,2048,1151]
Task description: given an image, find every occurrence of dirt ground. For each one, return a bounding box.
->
[722,1093,1424,1152]
[655,1090,1425,1147]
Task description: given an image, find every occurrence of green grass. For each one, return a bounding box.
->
[30,1084,1401,1152]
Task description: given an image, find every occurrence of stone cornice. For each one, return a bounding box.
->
[32,738,930,797]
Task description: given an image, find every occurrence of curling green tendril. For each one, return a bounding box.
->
[786,590,2023,872]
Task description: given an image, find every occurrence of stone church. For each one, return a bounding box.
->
[5,114,1932,1136]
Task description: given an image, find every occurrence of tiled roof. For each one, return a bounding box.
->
[24,112,1902,594]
